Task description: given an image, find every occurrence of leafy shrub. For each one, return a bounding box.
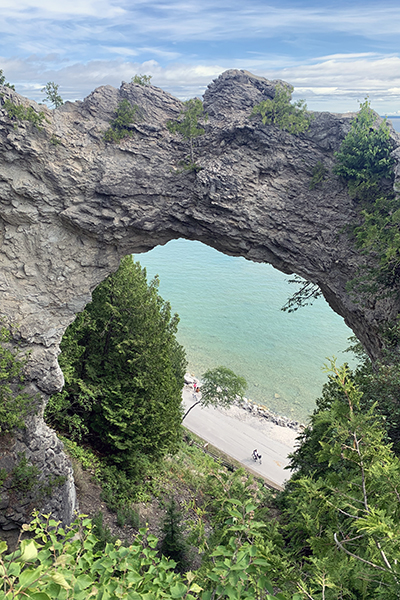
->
[2,98,48,130]
[0,510,292,600]
[116,505,140,529]
[0,325,37,433]
[334,99,399,296]
[0,69,15,89]
[91,511,119,552]
[103,99,139,142]
[41,81,63,108]
[10,452,40,495]
[309,161,328,190]
[251,84,313,134]
[131,74,152,85]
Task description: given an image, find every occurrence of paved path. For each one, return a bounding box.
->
[182,386,298,489]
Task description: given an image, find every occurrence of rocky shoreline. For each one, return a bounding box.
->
[184,373,305,433]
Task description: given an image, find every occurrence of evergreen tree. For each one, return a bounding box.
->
[281,361,400,598]
[160,498,188,572]
[167,97,208,168]
[41,81,63,108]
[0,69,15,90]
[45,256,187,477]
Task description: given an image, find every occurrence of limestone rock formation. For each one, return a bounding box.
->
[0,69,399,528]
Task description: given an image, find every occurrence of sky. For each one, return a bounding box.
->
[1,1,400,114]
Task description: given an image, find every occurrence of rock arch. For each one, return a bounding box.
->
[0,69,399,527]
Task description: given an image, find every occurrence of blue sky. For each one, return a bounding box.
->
[1,0,400,114]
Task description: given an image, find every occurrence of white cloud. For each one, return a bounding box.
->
[1,0,127,18]
[3,52,400,113]
[2,1,400,50]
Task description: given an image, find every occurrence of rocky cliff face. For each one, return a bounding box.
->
[0,69,399,528]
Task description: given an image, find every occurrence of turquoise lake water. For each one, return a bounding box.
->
[135,118,400,423]
[136,240,356,423]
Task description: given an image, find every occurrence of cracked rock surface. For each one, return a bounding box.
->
[1,69,399,526]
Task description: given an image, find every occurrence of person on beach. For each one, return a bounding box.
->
[252,449,262,463]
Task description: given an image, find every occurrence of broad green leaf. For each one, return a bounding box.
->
[18,566,44,588]
[51,572,72,590]
[74,573,94,590]
[19,540,38,562]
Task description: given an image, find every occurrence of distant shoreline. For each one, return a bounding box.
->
[184,373,305,433]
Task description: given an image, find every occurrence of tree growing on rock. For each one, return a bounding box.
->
[167,98,208,171]
[0,69,15,90]
[251,84,312,135]
[45,256,187,477]
[41,82,63,108]
[182,366,247,420]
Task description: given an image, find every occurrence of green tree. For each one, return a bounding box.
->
[0,324,36,433]
[41,81,63,108]
[334,99,394,202]
[131,74,152,86]
[251,83,313,134]
[104,98,139,142]
[282,361,400,598]
[45,256,187,477]
[182,366,247,420]
[0,69,15,90]
[333,99,400,296]
[167,97,208,169]
[160,498,189,571]
[281,275,322,313]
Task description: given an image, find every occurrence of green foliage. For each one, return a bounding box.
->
[5,452,66,504]
[131,74,152,86]
[0,325,36,433]
[251,84,313,135]
[281,275,322,313]
[167,97,208,167]
[334,99,394,202]
[200,366,247,408]
[281,360,400,597]
[104,98,139,142]
[91,511,119,552]
[309,161,328,190]
[183,366,247,420]
[2,98,48,130]
[160,499,189,571]
[49,134,62,146]
[116,505,140,529]
[60,436,102,472]
[0,69,15,90]
[0,510,295,600]
[41,81,64,108]
[10,452,40,495]
[45,255,186,478]
[333,99,399,296]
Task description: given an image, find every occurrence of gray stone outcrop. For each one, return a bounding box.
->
[0,69,399,528]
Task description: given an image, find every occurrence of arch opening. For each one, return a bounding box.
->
[136,239,357,423]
